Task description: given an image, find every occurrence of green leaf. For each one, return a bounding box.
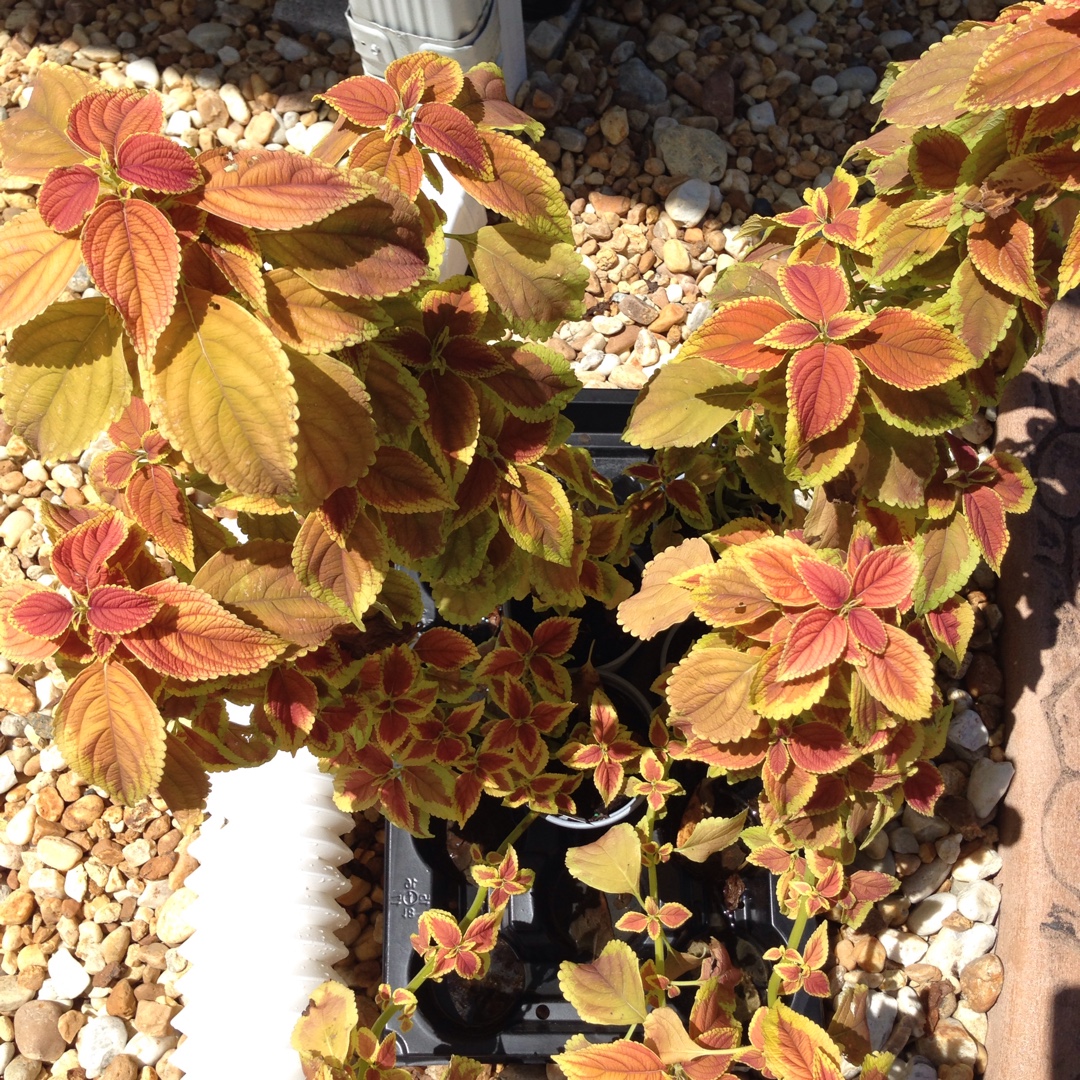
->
[146,288,298,497]
[461,223,587,339]
[558,940,648,1026]
[675,810,748,863]
[564,822,642,899]
[2,297,131,461]
[291,981,358,1066]
[624,354,748,449]
[914,514,980,615]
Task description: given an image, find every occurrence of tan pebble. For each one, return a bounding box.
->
[835,938,856,970]
[100,927,131,966]
[648,302,686,334]
[61,795,105,832]
[55,773,85,803]
[938,1066,974,1080]
[33,787,64,823]
[36,837,82,872]
[153,887,196,946]
[57,1008,84,1044]
[17,966,46,992]
[16,945,46,972]
[917,1017,977,1067]
[662,238,691,273]
[958,953,1002,1013]
[853,936,887,973]
[133,998,176,1037]
[167,852,198,890]
[0,890,36,925]
[106,979,137,1019]
[906,962,944,985]
[0,674,36,714]
[101,1054,141,1080]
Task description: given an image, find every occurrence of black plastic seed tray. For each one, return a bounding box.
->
[383,782,820,1063]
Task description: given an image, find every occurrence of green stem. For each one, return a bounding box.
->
[766,890,812,1008]
[643,808,665,970]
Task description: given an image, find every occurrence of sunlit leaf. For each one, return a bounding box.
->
[146,289,298,497]
[564,822,642,898]
[496,464,573,565]
[617,536,713,640]
[559,940,648,1026]
[676,810,747,862]
[54,661,165,805]
[668,644,760,742]
[2,297,130,461]
[0,210,82,334]
[291,980,358,1066]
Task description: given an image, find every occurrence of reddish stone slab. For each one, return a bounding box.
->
[988,291,1080,1080]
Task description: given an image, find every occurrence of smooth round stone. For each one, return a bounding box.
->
[948,708,989,753]
[907,892,957,936]
[866,991,898,1051]
[186,22,233,52]
[124,58,159,90]
[0,755,16,795]
[654,124,729,182]
[591,315,624,336]
[13,1000,66,1063]
[76,1016,129,1079]
[836,65,878,93]
[878,928,929,966]
[952,846,1002,882]
[880,28,915,48]
[956,879,1001,924]
[46,950,90,1001]
[967,758,1015,818]
[274,36,309,61]
[747,101,776,133]
[787,9,818,34]
[552,125,586,153]
[811,74,838,96]
[665,179,712,227]
[752,31,778,54]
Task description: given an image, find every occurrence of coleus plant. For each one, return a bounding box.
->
[2,2,1079,1077]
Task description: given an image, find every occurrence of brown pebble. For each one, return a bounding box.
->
[0,674,36,714]
[964,653,1003,697]
[57,1008,85,1044]
[61,794,105,832]
[101,1054,141,1080]
[34,786,64,822]
[853,935,886,973]
[648,302,686,334]
[106,980,137,1019]
[589,192,631,215]
[958,953,1003,1013]
[134,999,176,1038]
[0,890,36,926]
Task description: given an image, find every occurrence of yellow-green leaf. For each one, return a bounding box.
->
[192,539,342,649]
[668,643,760,743]
[0,210,82,335]
[54,661,165,806]
[291,981,358,1066]
[558,940,648,1026]
[2,297,131,461]
[462,223,586,339]
[0,63,99,182]
[762,1001,843,1080]
[564,822,642,899]
[289,349,377,513]
[147,288,298,497]
[617,536,713,641]
[625,354,748,449]
[496,464,573,566]
[675,810,748,863]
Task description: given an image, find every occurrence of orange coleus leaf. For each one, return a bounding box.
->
[962,2,1080,111]
[851,546,917,608]
[949,257,1017,361]
[414,102,490,176]
[750,642,831,720]
[66,89,163,157]
[413,627,481,670]
[86,584,161,634]
[195,147,361,231]
[967,211,1040,304]
[0,210,83,334]
[984,451,1034,512]
[53,660,165,805]
[442,128,572,242]
[51,512,130,594]
[121,578,283,680]
[123,466,195,570]
[779,608,847,679]
[114,133,201,194]
[786,722,859,775]
[8,585,75,640]
[37,164,100,233]
[858,626,934,720]
[619,536,713,640]
[319,74,398,128]
[81,197,179,357]
[778,262,850,324]
[909,128,969,190]
[263,666,318,750]
[962,485,1009,571]
[853,308,976,391]
[738,535,818,606]
[470,846,533,910]
[692,297,790,371]
[762,1001,843,1080]
[786,341,860,442]
[796,558,849,610]
[348,131,424,201]
[554,1040,667,1080]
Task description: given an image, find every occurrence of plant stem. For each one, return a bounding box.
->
[766,895,810,1008]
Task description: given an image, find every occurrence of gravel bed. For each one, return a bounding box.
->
[0,0,1013,1076]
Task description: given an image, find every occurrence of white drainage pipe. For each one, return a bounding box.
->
[170,741,354,1080]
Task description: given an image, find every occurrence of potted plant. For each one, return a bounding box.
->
[0,2,1077,1075]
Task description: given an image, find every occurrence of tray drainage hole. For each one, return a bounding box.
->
[536,1005,550,1020]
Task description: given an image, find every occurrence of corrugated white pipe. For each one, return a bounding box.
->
[170,738,354,1080]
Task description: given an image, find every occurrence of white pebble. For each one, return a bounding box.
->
[124,1033,178,1067]
[967,758,1015,818]
[125,58,160,90]
[952,846,1002,881]
[878,928,929,966]
[165,111,192,136]
[4,799,36,846]
[867,991,898,1051]
[77,1015,129,1078]
[48,948,91,999]
[219,84,250,125]
[0,755,15,795]
[956,880,1001,924]
[906,893,957,936]
[274,35,309,61]
[747,101,776,133]
[811,74,838,96]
